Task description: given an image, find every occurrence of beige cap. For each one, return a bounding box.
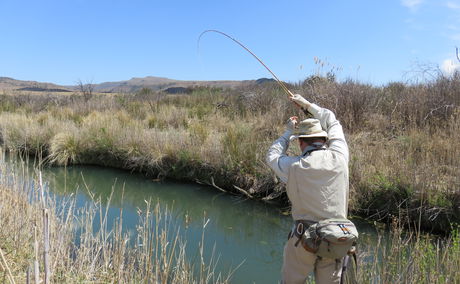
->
[292,118,327,139]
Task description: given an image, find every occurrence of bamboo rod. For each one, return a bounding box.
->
[198,29,311,116]
[198,30,293,98]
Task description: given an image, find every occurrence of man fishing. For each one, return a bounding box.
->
[266,93,350,284]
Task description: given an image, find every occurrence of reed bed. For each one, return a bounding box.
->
[0,153,232,283]
[348,221,460,284]
[0,73,458,233]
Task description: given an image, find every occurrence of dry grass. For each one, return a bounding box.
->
[0,73,458,233]
[348,220,460,284]
[0,153,232,283]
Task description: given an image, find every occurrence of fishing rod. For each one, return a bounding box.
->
[198,29,310,115]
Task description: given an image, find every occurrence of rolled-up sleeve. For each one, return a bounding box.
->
[266,131,299,183]
[307,104,349,163]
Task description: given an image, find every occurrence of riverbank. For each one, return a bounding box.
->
[0,74,458,233]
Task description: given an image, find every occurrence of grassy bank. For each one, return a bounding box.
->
[0,154,231,283]
[0,73,458,233]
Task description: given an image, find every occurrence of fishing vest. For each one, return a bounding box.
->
[286,147,349,222]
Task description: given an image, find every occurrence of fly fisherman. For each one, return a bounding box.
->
[266,94,350,284]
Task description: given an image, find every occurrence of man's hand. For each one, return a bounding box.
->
[286,116,298,132]
[290,94,311,109]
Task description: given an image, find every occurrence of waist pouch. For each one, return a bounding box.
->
[294,218,358,259]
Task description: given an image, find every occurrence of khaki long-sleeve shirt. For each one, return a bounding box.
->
[266,103,349,221]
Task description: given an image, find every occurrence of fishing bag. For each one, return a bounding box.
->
[300,218,358,259]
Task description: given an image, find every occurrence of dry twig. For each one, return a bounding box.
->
[0,246,15,284]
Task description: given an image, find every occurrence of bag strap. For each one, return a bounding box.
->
[340,249,358,284]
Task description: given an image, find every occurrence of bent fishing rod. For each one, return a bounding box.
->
[198,29,310,115]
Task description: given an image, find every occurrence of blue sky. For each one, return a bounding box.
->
[1,0,460,86]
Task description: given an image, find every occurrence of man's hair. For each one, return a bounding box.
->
[299,137,327,145]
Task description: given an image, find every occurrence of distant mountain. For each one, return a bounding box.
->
[90,76,179,93]
[0,76,279,94]
[0,77,72,92]
[90,76,259,93]
[17,87,72,92]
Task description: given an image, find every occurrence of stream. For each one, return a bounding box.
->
[5,155,377,283]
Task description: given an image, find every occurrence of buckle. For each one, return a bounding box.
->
[296,222,304,236]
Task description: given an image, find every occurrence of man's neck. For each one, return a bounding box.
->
[302,142,326,156]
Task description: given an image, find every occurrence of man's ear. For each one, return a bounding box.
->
[298,139,305,148]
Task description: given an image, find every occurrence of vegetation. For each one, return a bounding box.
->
[0,157,458,283]
[0,71,458,234]
[0,154,231,283]
[353,221,460,284]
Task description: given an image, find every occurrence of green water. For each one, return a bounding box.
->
[7,157,377,283]
[36,164,293,283]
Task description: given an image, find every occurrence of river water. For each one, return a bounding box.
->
[6,156,377,283]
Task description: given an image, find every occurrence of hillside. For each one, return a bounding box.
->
[0,77,72,92]
[0,76,275,93]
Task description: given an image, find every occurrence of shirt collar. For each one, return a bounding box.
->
[301,142,326,156]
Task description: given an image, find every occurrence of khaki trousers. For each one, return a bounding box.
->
[281,236,342,284]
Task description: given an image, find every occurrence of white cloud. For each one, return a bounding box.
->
[447,24,460,31]
[402,0,423,10]
[441,58,460,75]
[449,33,460,41]
[446,1,460,10]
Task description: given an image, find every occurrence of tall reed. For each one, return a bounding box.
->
[346,220,460,284]
[0,152,232,283]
